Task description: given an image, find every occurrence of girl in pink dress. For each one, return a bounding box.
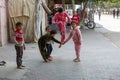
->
[64,20,82,62]
[52,7,71,43]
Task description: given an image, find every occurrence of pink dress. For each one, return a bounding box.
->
[65,27,82,58]
[52,11,71,42]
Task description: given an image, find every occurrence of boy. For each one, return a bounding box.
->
[14,22,25,69]
[45,26,53,61]
[38,30,61,62]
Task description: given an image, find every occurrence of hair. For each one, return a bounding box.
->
[45,26,51,31]
[71,20,77,24]
[50,30,57,35]
[58,7,63,13]
[15,22,22,27]
[73,11,77,13]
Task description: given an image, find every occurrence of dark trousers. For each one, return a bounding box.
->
[46,44,53,57]
[38,43,49,61]
[15,45,23,67]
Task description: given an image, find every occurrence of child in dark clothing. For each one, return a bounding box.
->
[38,30,61,62]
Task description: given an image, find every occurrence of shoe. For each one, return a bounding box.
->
[73,58,80,62]
[21,65,25,67]
[17,66,24,69]
[0,61,6,66]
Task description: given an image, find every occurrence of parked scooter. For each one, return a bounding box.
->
[83,18,96,29]
[82,10,96,29]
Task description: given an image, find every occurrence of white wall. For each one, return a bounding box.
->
[0,0,8,46]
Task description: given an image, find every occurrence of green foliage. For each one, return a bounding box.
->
[93,0,120,8]
[110,0,119,3]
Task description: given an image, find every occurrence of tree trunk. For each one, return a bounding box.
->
[80,1,88,26]
[62,0,65,8]
[71,0,75,13]
[82,1,88,18]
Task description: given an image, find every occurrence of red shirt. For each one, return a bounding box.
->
[14,29,24,42]
[52,11,71,23]
[71,14,80,25]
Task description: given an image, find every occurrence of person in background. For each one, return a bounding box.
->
[113,9,116,18]
[71,11,80,26]
[98,9,101,20]
[52,7,71,43]
[116,8,119,19]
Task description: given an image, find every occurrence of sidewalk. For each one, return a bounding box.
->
[1,28,120,80]
[94,14,120,48]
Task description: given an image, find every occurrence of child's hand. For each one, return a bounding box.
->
[62,42,65,45]
[60,32,63,36]
[59,44,62,48]
[23,44,26,50]
[17,42,22,45]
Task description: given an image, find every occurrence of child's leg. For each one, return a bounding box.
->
[20,46,24,65]
[57,21,66,43]
[46,44,53,61]
[75,44,81,59]
[15,45,23,67]
[38,43,49,62]
[40,48,48,61]
[49,44,53,56]
[46,44,53,56]
[61,30,66,43]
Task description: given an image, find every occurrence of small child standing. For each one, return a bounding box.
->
[45,26,53,61]
[64,20,82,62]
[71,11,80,26]
[14,22,25,69]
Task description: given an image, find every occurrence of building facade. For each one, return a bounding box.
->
[0,0,8,46]
[0,0,48,47]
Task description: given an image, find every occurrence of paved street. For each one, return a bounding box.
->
[95,14,120,48]
[0,15,120,80]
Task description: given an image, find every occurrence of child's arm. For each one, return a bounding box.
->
[52,13,57,24]
[65,12,71,23]
[51,37,61,44]
[51,37,62,48]
[64,30,74,44]
[13,31,19,45]
[14,37,19,45]
[59,43,62,48]
[76,29,82,45]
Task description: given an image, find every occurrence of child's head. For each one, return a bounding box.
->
[15,22,23,30]
[46,26,51,32]
[73,11,77,15]
[71,20,77,28]
[50,30,57,37]
[58,7,63,13]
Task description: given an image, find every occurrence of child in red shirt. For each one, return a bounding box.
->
[14,22,25,69]
[71,11,80,26]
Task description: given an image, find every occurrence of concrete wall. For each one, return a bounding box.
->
[0,0,8,46]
